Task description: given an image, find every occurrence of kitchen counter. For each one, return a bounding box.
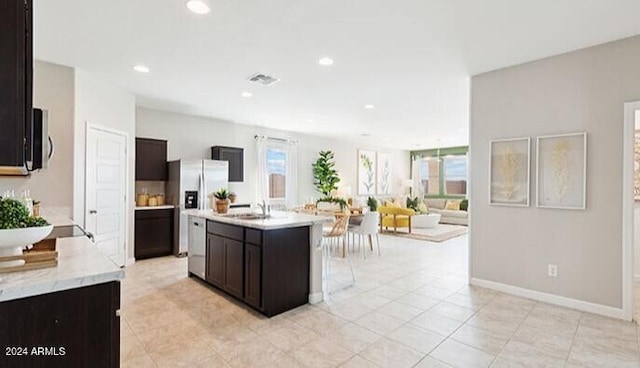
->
[183,209,331,230]
[186,209,331,311]
[135,205,175,210]
[0,236,124,302]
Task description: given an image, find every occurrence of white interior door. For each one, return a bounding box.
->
[86,126,127,266]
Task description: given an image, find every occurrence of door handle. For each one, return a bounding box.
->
[89,210,97,214]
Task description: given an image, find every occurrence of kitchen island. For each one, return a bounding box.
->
[184,209,329,317]
[0,234,124,367]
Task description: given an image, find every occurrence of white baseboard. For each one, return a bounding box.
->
[308,292,324,305]
[635,274,640,283]
[125,257,136,267]
[470,278,626,320]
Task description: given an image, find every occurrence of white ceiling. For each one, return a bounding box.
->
[34,0,640,150]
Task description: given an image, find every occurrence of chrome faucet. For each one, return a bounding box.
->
[257,200,270,217]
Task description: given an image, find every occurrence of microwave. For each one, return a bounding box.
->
[0,108,51,176]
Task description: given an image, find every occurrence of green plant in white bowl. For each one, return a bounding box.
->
[0,198,52,267]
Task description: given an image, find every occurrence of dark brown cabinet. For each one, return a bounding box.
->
[136,138,168,181]
[224,238,244,298]
[0,0,32,171]
[211,146,244,182]
[0,281,120,368]
[205,220,310,317]
[206,230,244,299]
[244,243,262,309]
[135,208,173,259]
[206,234,225,288]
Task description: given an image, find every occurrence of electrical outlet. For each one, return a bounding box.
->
[548,264,558,278]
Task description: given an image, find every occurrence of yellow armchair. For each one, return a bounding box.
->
[378,206,416,233]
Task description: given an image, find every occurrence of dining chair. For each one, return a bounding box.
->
[348,211,380,258]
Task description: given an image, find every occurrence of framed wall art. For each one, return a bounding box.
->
[489,137,531,206]
[536,132,587,210]
[376,152,392,195]
[358,149,376,195]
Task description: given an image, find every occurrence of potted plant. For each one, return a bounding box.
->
[406,196,419,212]
[367,196,378,212]
[213,188,231,214]
[313,151,344,211]
[316,196,348,211]
[0,198,52,268]
[229,192,237,204]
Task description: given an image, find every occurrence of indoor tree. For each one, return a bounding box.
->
[312,150,346,208]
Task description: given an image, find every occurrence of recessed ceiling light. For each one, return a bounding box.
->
[186,0,211,14]
[241,91,253,98]
[364,104,375,109]
[360,133,371,137]
[133,65,150,73]
[318,57,334,66]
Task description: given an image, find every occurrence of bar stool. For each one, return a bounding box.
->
[321,212,355,295]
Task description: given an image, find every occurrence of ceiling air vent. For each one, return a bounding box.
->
[247,73,280,86]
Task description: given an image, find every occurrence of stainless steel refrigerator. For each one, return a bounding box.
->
[167,159,229,256]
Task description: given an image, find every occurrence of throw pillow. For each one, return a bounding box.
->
[387,201,401,208]
[445,200,461,211]
[418,202,428,214]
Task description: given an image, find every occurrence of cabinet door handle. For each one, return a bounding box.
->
[89,210,97,214]
[115,309,121,317]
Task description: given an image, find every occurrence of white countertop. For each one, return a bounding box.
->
[0,236,125,302]
[184,209,331,230]
[135,205,175,211]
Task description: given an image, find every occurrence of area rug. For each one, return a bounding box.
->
[383,224,468,243]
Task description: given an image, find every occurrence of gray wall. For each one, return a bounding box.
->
[470,35,640,308]
[0,61,74,214]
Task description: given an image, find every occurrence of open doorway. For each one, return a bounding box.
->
[624,101,640,322]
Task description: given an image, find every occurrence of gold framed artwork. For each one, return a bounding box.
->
[489,137,530,207]
[536,132,587,210]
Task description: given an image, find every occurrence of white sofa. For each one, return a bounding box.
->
[425,198,468,226]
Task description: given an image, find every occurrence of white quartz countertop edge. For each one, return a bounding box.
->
[0,237,124,302]
[183,209,331,230]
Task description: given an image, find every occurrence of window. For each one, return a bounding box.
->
[443,156,467,195]
[414,147,468,198]
[266,148,287,200]
[420,159,440,195]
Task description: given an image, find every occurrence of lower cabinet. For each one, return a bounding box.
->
[0,282,120,368]
[244,243,262,309]
[206,234,244,299]
[135,209,174,259]
[206,234,225,288]
[205,220,309,317]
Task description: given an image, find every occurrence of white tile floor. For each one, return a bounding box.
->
[120,233,640,367]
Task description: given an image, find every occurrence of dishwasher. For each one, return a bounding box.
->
[187,216,206,280]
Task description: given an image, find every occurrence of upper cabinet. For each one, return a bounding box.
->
[136,138,168,181]
[211,146,244,182]
[0,0,32,173]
